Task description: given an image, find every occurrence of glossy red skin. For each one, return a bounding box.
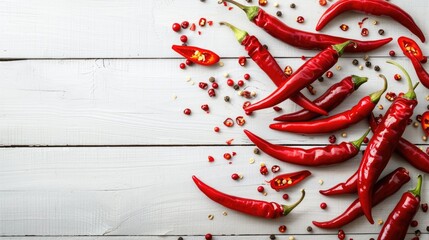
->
[358,97,417,224]
[316,0,425,42]
[319,170,358,196]
[171,45,220,66]
[242,35,327,116]
[269,170,311,191]
[398,36,425,62]
[192,175,285,218]
[253,9,392,52]
[313,167,410,229]
[369,114,429,173]
[409,56,429,89]
[274,76,356,122]
[245,46,339,113]
[377,192,420,240]
[270,96,376,134]
[244,130,359,166]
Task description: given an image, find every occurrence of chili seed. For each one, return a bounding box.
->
[320,202,327,209]
[271,165,280,173]
[270,234,276,240]
[276,11,282,17]
[297,16,304,23]
[172,23,181,32]
[259,0,267,6]
[377,219,383,225]
[307,226,313,232]
[183,108,191,115]
[340,24,349,31]
[238,56,247,66]
[243,101,251,109]
[359,65,364,70]
[326,71,333,78]
[423,136,427,141]
[208,156,215,162]
[227,79,234,86]
[374,65,381,71]
[290,3,296,8]
[413,122,419,128]
[319,0,327,6]
[257,186,265,192]
[254,148,260,154]
[223,118,234,127]
[223,153,232,160]
[411,220,419,227]
[352,59,359,65]
[212,82,218,89]
[361,28,369,36]
[284,65,293,76]
[385,92,397,101]
[231,173,239,180]
[244,73,250,80]
[249,158,255,164]
[179,63,186,69]
[365,61,372,67]
[236,116,246,126]
[389,50,396,57]
[378,104,383,110]
[421,203,428,212]
[282,193,289,200]
[209,76,215,82]
[208,88,216,97]
[378,29,385,35]
[394,74,402,81]
[274,2,279,7]
[224,96,230,102]
[205,233,212,240]
[336,65,342,71]
[341,132,347,138]
[278,225,287,233]
[180,35,188,43]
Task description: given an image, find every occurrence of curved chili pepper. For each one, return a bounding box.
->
[192,175,305,218]
[220,22,327,116]
[378,175,422,240]
[270,75,387,134]
[358,61,418,224]
[244,41,353,113]
[274,75,368,122]
[316,0,425,42]
[398,37,429,89]
[218,0,392,52]
[319,170,358,196]
[172,45,220,66]
[244,129,369,166]
[313,167,410,229]
[369,113,429,173]
[268,170,311,191]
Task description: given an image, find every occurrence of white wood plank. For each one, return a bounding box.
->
[0,147,427,236]
[0,0,427,58]
[0,58,426,146]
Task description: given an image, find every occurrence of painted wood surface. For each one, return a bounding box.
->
[0,0,428,239]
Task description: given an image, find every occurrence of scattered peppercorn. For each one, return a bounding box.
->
[270,234,276,240]
[244,73,250,80]
[254,148,260,154]
[427,226,429,232]
[297,16,304,23]
[263,44,268,50]
[352,59,359,65]
[326,71,333,78]
[320,202,327,209]
[378,29,385,35]
[282,193,289,200]
[178,237,184,240]
[276,11,282,17]
[224,96,230,102]
[183,108,191,115]
[415,229,421,236]
[257,186,265,193]
[329,134,337,143]
[278,225,287,233]
[290,3,296,8]
[231,173,239,180]
[422,203,428,212]
[209,76,215,82]
[172,23,181,32]
[307,226,313,232]
[237,80,244,87]
[180,35,188,43]
[411,220,419,227]
[374,65,381,71]
[340,24,349,31]
[233,85,239,90]
[361,28,369,36]
[318,77,324,82]
[365,61,372,67]
[179,63,186,69]
[205,233,212,240]
[389,50,396,57]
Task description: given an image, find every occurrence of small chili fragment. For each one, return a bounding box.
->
[244,73,250,80]
[237,80,244,87]
[224,118,234,127]
[236,116,246,126]
[297,16,304,23]
[326,71,333,78]
[422,203,428,212]
[260,164,269,175]
[199,18,206,27]
[421,111,429,135]
[208,156,215,162]
[329,134,336,143]
[361,28,369,36]
[282,193,289,200]
[273,106,282,112]
[181,21,189,29]
[271,165,280,173]
[201,104,209,113]
[319,0,327,6]
[394,74,402,81]
[211,82,218,89]
[208,88,216,97]
[284,66,293,76]
[199,82,208,89]
[268,170,311,191]
[340,24,349,31]
[238,56,247,66]
[190,23,196,31]
[278,225,287,233]
[223,153,232,160]
[172,45,220,66]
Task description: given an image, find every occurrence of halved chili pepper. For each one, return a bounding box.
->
[378,175,422,240]
[220,22,327,116]
[270,75,387,134]
[422,111,429,135]
[358,61,418,224]
[218,0,392,52]
[268,170,311,191]
[274,75,368,122]
[313,167,410,229]
[244,41,353,113]
[172,45,220,66]
[369,113,429,173]
[316,0,425,42]
[398,37,429,89]
[244,129,369,166]
[192,175,305,219]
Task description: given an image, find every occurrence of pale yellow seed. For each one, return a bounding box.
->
[426,95,429,101]
[359,65,364,70]
[222,211,228,216]
[172,95,177,100]
[413,122,419,128]
[319,179,324,185]
[287,179,293,184]
[377,219,383,225]
[423,135,428,141]
[372,20,378,25]
[238,90,243,96]
[190,81,195,85]
[260,162,266,167]
[186,76,191,82]
[208,214,214,220]
[251,91,257,97]
[288,236,295,240]
[263,192,268,196]
[378,104,384,110]
[224,72,229,78]
[249,158,255,164]
[336,65,342,71]
[341,132,347,138]
[274,2,279,7]
[239,174,244,179]
[218,61,224,67]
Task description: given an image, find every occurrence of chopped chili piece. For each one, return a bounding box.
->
[238,56,247,66]
[340,24,349,31]
[268,170,311,191]
[199,18,206,26]
[190,23,196,31]
[361,28,369,36]
[296,16,304,23]
[172,45,220,66]
[224,118,234,127]
[422,111,429,135]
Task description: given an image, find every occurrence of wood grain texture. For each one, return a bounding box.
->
[0,0,426,58]
[0,58,427,146]
[0,147,427,236]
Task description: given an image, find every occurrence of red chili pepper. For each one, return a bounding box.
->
[319,170,358,196]
[422,111,429,135]
[369,113,429,173]
[274,75,368,122]
[316,0,425,42]
[244,41,353,113]
[244,129,369,166]
[270,75,387,134]
[268,170,311,191]
[398,37,429,89]
[378,175,422,240]
[218,0,392,52]
[192,175,305,218]
[171,45,220,66]
[313,167,410,229]
[220,22,328,116]
[358,61,418,224]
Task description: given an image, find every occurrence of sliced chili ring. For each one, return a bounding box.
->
[422,111,429,136]
[172,45,220,66]
[268,170,311,191]
[398,36,426,63]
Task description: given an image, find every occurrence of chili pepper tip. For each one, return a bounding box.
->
[282,189,305,216]
[369,74,388,103]
[387,60,417,100]
[219,22,249,44]
[218,0,260,21]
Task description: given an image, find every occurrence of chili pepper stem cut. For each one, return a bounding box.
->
[369,74,388,103]
[283,189,306,216]
[219,22,248,44]
[351,75,368,90]
[218,0,259,21]
[387,60,417,100]
[410,175,423,197]
[351,128,371,149]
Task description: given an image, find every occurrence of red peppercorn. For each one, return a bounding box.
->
[320,202,327,209]
[297,16,305,23]
[389,50,396,57]
[421,203,428,212]
[208,155,215,162]
[282,193,289,200]
[329,134,337,143]
[208,88,216,97]
[237,80,244,87]
[394,74,402,81]
[214,126,220,132]
[199,82,208,89]
[181,21,189,29]
[201,104,209,112]
[326,71,333,78]
[238,56,247,66]
[185,59,193,66]
[180,35,188,43]
[361,28,369,36]
[211,82,218,89]
[259,0,267,6]
[244,73,250,80]
[337,229,345,240]
[231,173,239,180]
[227,79,234,86]
[273,106,282,112]
[278,225,287,233]
[411,220,419,227]
[223,153,232,160]
[205,233,212,240]
[179,63,186,69]
[183,108,191,115]
[363,137,369,143]
[172,23,181,32]
[257,186,265,193]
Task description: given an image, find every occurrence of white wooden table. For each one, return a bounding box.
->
[0,0,428,239]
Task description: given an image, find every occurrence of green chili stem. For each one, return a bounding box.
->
[410,175,423,197]
[351,128,371,149]
[218,0,260,21]
[351,75,368,90]
[282,189,305,216]
[386,60,417,100]
[332,40,353,56]
[219,22,249,44]
[369,74,388,103]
